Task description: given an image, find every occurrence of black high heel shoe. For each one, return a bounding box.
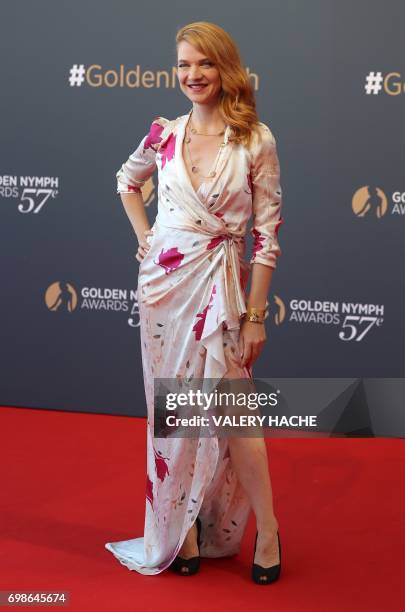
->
[170,516,202,576]
[252,530,281,585]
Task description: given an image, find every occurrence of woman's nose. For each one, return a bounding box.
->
[189,65,202,79]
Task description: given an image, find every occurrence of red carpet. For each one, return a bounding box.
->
[0,405,404,611]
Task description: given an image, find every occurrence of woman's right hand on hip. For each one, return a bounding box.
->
[135,228,154,263]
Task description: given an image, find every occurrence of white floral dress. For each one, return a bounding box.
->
[105,109,283,574]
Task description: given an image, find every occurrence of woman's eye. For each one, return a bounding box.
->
[177,62,213,68]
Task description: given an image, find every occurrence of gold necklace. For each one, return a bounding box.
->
[184,113,226,179]
[189,108,226,136]
[189,124,225,136]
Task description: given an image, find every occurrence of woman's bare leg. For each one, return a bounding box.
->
[175,439,279,570]
[218,339,280,569]
[227,436,280,568]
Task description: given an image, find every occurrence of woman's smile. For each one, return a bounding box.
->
[187,83,208,91]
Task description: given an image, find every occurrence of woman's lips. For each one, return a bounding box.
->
[187,84,208,91]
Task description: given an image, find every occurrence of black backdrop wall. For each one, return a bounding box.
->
[1,1,403,416]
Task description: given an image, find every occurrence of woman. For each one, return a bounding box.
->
[105,21,284,585]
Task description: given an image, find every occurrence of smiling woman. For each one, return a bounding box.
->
[105,20,284,585]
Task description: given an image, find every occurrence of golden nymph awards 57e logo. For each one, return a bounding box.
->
[45,282,78,313]
[352,186,388,218]
[0,175,60,213]
[352,186,405,217]
[272,295,384,342]
[44,282,141,326]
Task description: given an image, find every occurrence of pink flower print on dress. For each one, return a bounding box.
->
[160,133,176,169]
[192,284,216,341]
[144,120,165,152]
[207,235,227,250]
[155,247,184,274]
[127,184,141,193]
[251,228,265,256]
[214,211,224,218]
[146,474,154,508]
[154,447,170,482]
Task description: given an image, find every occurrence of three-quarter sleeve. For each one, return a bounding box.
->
[116,116,169,194]
[249,124,284,269]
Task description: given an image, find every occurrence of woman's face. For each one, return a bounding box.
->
[177,40,222,105]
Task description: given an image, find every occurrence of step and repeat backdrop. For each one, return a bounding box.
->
[1,1,403,420]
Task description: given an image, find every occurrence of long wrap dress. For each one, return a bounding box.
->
[105,108,283,574]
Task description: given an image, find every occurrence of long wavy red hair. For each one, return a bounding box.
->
[176,21,261,147]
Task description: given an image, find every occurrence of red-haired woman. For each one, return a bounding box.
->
[105,21,284,585]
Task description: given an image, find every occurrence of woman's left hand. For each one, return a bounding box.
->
[239,320,267,368]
